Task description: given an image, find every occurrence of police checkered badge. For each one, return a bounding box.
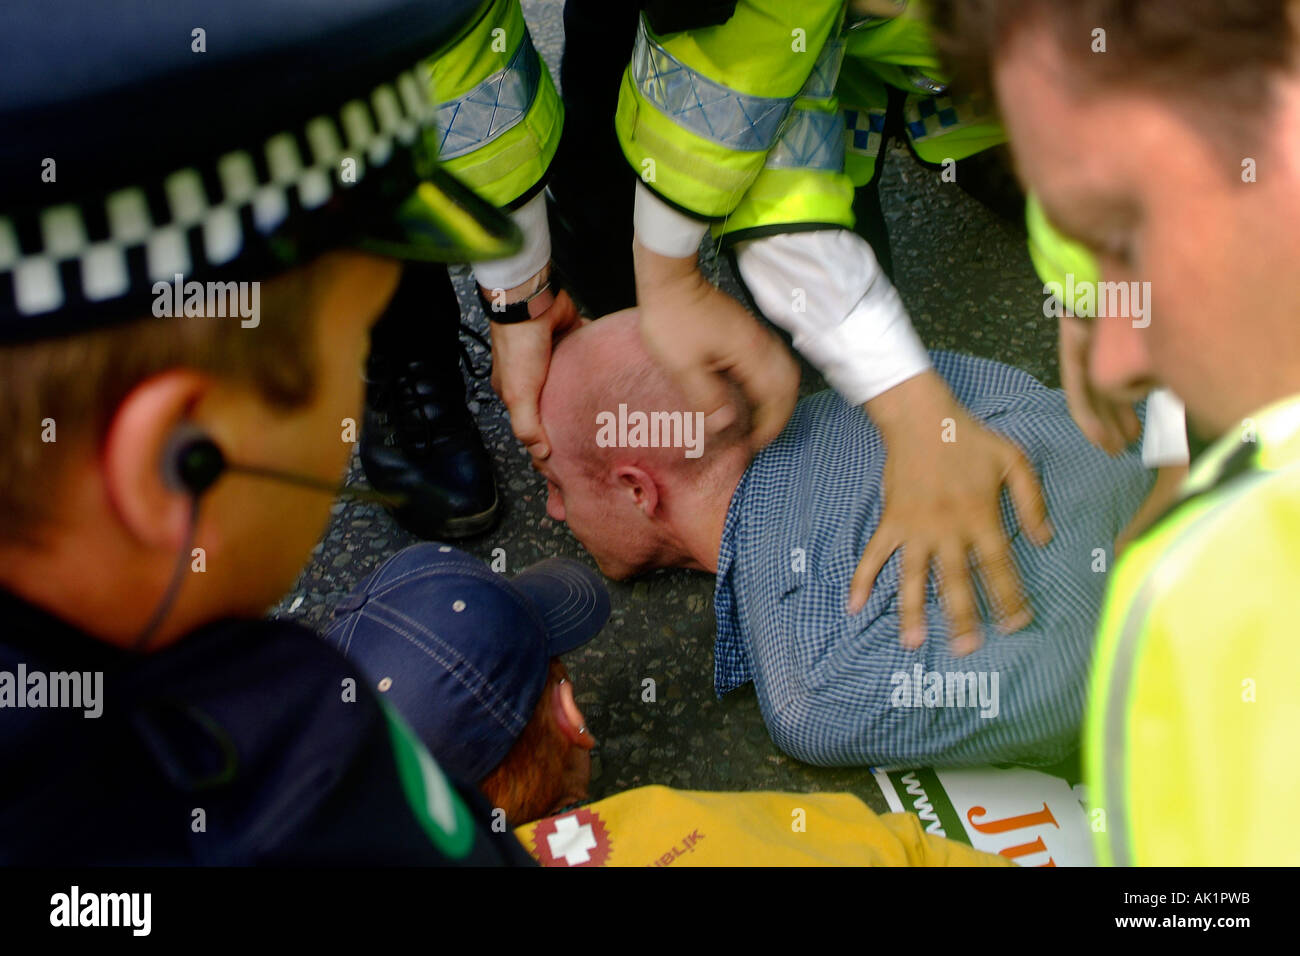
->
[0,0,520,339]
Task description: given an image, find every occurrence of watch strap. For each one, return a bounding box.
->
[479,271,558,324]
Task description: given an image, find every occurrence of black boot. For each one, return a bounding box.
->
[360,264,500,539]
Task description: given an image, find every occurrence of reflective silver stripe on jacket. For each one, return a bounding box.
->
[629,16,793,152]
[766,109,844,172]
[800,37,845,100]
[434,31,542,161]
[764,37,847,172]
[902,65,946,95]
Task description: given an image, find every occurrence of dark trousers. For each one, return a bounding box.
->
[368,262,465,382]
[547,0,642,315]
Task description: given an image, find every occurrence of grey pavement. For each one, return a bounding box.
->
[271,1,1057,813]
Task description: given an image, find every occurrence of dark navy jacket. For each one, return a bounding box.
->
[0,589,532,866]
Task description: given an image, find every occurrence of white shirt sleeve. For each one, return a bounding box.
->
[469,191,551,292]
[1141,387,1190,468]
[632,181,709,258]
[734,229,931,406]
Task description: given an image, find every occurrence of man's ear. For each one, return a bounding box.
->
[101,369,215,549]
[552,677,595,750]
[613,464,660,517]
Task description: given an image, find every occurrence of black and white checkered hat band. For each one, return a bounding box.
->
[0,63,436,320]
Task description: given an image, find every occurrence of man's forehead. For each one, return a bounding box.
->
[994,22,1082,179]
[994,21,1141,239]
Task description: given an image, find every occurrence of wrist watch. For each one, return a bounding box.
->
[478,267,558,324]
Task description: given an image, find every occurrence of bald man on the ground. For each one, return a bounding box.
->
[534,311,1152,768]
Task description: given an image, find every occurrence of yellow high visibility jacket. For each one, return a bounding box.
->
[1025,191,1101,316]
[424,0,562,210]
[840,0,1003,183]
[1086,395,1300,865]
[615,0,1005,242]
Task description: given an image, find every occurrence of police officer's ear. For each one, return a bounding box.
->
[102,370,216,551]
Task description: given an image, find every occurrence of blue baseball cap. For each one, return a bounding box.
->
[324,543,611,783]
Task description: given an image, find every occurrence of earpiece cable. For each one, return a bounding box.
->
[132,445,411,653]
[224,463,407,508]
[132,494,201,653]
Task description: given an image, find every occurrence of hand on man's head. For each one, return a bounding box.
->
[489,288,586,460]
[632,242,799,453]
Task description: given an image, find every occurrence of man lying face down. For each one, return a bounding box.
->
[536,311,1153,768]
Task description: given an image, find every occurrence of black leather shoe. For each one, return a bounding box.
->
[361,263,500,539]
[360,346,500,539]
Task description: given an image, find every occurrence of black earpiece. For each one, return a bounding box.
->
[160,425,407,507]
[139,423,409,652]
[162,428,227,497]
[138,427,219,652]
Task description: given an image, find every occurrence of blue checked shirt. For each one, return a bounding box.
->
[713,351,1153,768]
